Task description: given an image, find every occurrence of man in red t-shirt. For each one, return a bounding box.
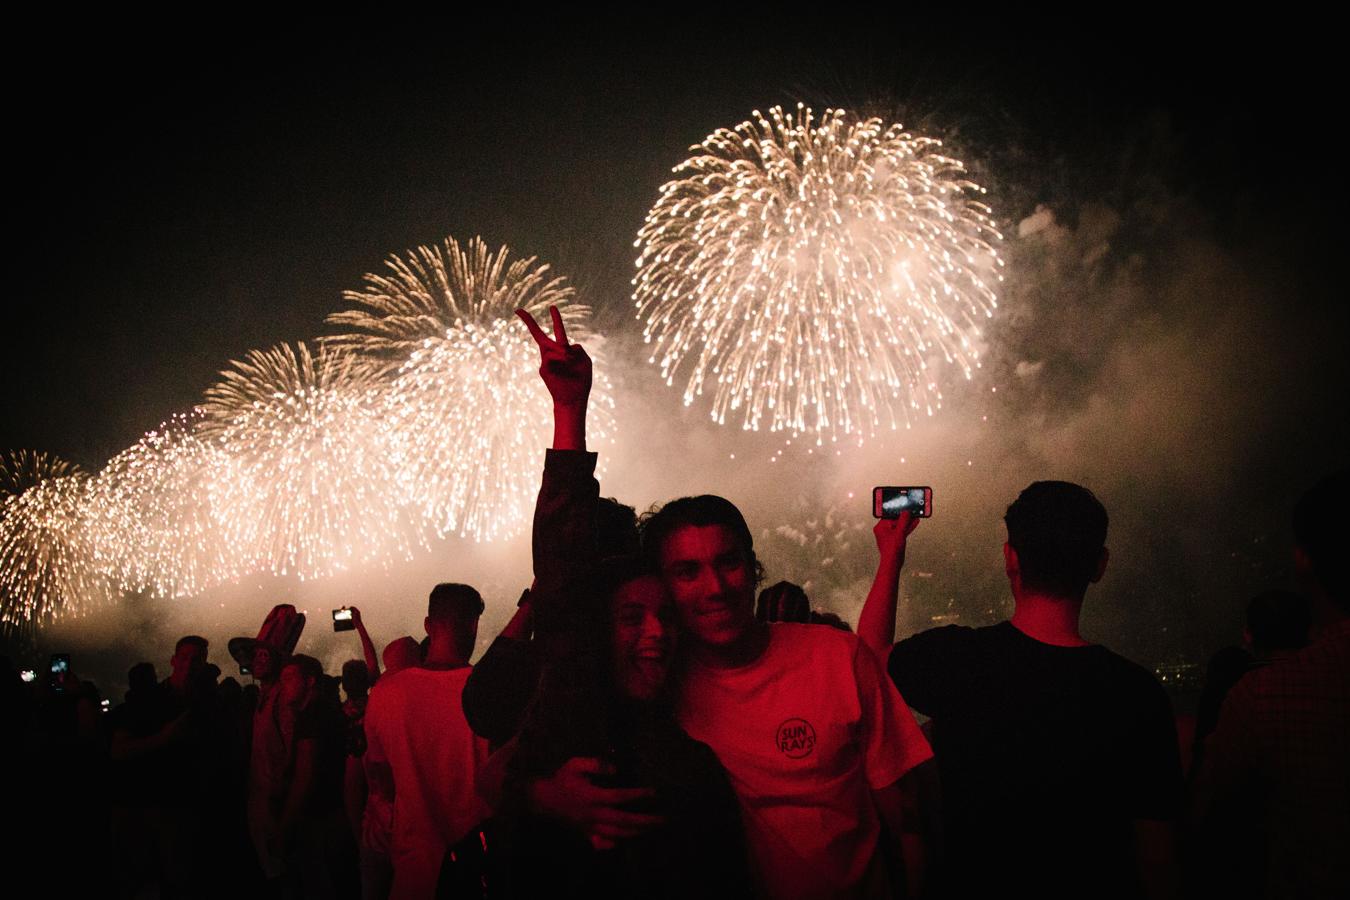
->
[641,495,932,899]
[363,584,489,900]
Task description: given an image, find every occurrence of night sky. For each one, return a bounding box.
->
[5,23,1346,692]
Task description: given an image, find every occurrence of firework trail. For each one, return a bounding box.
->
[85,411,240,599]
[1,451,112,629]
[200,342,418,579]
[327,236,617,541]
[634,104,1003,444]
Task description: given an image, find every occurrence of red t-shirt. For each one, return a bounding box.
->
[677,623,932,899]
[363,667,489,870]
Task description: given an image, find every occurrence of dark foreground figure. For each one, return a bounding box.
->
[861,481,1185,898]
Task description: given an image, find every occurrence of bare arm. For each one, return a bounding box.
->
[350,607,380,679]
[856,512,918,660]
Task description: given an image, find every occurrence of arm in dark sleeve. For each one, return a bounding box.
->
[462,636,542,746]
[530,449,599,627]
[887,625,965,718]
[678,742,754,897]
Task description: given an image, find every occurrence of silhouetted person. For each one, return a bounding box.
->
[1193,590,1310,770]
[861,481,1184,899]
[108,635,215,898]
[275,653,354,898]
[1193,471,1350,898]
[233,604,306,886]
[362,585,489,900]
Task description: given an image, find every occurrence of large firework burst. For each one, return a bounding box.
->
[200,342,416,579]
[85,412,239,599]
[634,104,1003,444]
[1,451,112,630]
[327,236,617,540]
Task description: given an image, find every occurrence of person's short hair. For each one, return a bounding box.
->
[428,583,486,624]
[1004,481,1108,598]
[341,659,370,696]
[639,495,765,586]
[175,635,209,656]
[284,654,323,682]
[1292,470,1350,609]
[382,636,422,673]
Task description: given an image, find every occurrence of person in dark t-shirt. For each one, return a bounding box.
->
[858,480,1184,899]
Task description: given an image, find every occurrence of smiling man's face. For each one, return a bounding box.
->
[659,523,757,650]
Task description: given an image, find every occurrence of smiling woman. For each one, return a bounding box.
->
[459,305,752,898]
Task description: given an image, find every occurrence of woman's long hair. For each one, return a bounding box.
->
[510,555,673,777]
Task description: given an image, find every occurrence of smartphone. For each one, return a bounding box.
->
[332,607,355,632]
[49,653,71,692]
[873,486,933,519]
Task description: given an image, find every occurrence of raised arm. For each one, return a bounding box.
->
[515,305,600,601]
[857,511,919,660]
[463,308,595,741]
[349,606,380,680]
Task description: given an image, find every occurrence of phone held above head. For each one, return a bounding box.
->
[873,486,932,519]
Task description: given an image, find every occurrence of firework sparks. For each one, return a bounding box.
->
[634,104,1004,444]
[327,236,617,540]
[1,451,112,630]
[200,342,417,579]
[85,412,240,599]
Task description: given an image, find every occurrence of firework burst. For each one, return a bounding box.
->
[634,104,1003,444]
[200,342,417,579]
[85,412,239,599]
[328,236,617,540]
[1,451,112,630]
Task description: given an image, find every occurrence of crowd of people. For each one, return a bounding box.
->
[2,306,1346,899]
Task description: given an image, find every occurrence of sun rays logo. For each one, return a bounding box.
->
[776,718,817,759]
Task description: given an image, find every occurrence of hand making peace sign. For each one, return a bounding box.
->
[515,305,592,408]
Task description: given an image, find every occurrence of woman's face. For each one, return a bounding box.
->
[610,575,676,701]
[279,662,316,709]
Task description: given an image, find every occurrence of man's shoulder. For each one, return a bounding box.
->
[766,621,861,663]
[891,622,986,660]
[1083,643,1163,688]
[1231,625,1350,702]
[368,666,470,707]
